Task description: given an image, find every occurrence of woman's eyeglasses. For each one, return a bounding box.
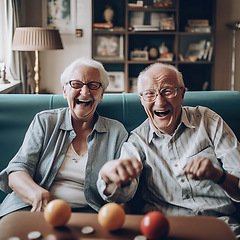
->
[68,80,102,90]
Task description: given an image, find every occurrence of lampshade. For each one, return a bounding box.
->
[12,27,63,94]
[12,27,63,51]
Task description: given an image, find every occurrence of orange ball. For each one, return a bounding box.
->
[98,203,125,231]
[44,199,71,227]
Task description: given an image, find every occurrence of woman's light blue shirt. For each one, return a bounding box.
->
[0,107,128,217]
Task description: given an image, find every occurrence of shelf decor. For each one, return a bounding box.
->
[94,35,124,60]
[92,0,216,92]
[106,72,125,92]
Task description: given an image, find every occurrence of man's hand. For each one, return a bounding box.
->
[101,157,143,185]
[183,157,222,182]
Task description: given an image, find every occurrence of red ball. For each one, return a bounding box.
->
[140,211,170,239]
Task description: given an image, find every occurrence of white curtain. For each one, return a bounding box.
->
[0,0,27,93]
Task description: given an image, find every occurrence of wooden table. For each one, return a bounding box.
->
[0,212,237,240]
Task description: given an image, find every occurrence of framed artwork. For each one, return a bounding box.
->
[42,0,76,34]
[94,35,124,60]
[106,72,124,92]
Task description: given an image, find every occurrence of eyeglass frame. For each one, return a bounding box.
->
[67,80,103,90]
[140,86,183,102]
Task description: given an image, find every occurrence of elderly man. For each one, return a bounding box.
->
[97,63,240,238]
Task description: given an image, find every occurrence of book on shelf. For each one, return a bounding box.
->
[184,40,214,62]
[132,25,160,31]
[185,26,211,33]
[203,41,211,60]
[187,19,209,27]
[208,46,213,61]
[93,23,113,29]
[202,81,209,91]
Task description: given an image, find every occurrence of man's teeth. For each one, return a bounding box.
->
[154,110,170,117]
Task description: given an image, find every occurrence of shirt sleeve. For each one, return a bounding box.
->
[0,114,44,193]
[97,133,144,203]
[97,171,139,203]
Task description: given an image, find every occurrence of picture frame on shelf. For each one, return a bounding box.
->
[42,0,76,35]
[130,50,149,61]
[129,77,138,93]
[94,35,124,60]
[106,72,124,92]
[184,40,206,62]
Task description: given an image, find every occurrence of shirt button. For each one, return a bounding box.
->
[186,194,190,199]
[86,169,90,174]
[181,179,185,183]
[174,163,178,167]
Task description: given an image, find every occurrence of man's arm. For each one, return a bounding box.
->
[183,157,240,200]
[97,157,142,202]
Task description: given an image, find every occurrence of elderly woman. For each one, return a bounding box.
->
[0,57,128,217]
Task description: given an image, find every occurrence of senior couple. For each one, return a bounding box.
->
[0,57,240,237]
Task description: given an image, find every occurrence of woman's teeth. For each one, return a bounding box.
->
[76,99,91,105]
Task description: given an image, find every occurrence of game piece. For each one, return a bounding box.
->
[44,199,71,227]
[81,226,95,234]
[98,203,125,231]
[140,211,169,239]
[45,234,57,240]
[134,235,147,240]
[27,231,42,240]
[8,237,20,240]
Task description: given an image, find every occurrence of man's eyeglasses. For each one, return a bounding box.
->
[140,87,183,102]
[68,80,102,90]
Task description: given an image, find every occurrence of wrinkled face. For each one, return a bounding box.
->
[63,65,103,122]
[139,65,185,135]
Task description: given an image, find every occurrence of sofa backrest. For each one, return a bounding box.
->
[0,91,240,202]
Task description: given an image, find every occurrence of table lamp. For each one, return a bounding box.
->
[226,20,240,91]
[12,27,63,94]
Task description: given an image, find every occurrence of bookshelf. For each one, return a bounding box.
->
[92,0,216,92]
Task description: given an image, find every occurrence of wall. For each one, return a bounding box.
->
[24,0,92,94]
[214,0,240,91]
[25,0,240,94]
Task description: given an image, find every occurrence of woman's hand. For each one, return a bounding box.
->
[8,171,53,212]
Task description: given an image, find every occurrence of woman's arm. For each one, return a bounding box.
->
[8,171,53,211]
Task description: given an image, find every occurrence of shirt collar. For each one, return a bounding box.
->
[181,107,196,129]
[59,108,107,133]
[93,111,108,133]
[60,108,73,130]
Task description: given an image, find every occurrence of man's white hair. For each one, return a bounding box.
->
[137,62,185,93]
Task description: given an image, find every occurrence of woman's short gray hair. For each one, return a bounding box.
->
[137,62,185,93]
[60,57,109,91]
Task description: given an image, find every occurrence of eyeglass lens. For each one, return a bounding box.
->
[69,80,102,90]
[141,87,180,102]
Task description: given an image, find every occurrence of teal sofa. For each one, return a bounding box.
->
[0,91,240,202]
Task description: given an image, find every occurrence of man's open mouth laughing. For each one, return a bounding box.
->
[154,109,170,117]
